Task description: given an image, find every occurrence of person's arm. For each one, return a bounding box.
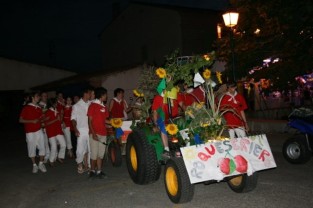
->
[71,106,80,137]
[240,110,249,132]
[19,117,40,124]
[124,100,132,113]
[88,116,98,141]
[108,99,114,113]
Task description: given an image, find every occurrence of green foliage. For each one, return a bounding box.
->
[215,0,313,90]
[163,50,216,89]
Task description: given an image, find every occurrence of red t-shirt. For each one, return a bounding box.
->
[152,95,180,121]
[63,105,73,130]
[189,86,205,103]
[110,99,125,118]
[56,101,64,116]
[45,108,64,138]
[181,92,196,107]
[20,103,43,133]
[87,102,109,136]
[220,93,248,128]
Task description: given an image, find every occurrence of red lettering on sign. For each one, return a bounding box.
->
[259,150,270,161]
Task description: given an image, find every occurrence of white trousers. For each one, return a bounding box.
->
[63,127,73,150]
[76,132,90,166]
[228,127,247,139]
[49,135,66,163]
[42,129,50,160]
[26,130,45,158]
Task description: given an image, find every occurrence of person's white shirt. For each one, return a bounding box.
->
[71,98,90,133]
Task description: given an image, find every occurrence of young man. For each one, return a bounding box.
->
[71,88,92,173]
[109,88,132,120]
[45,98,66,166]
[220,82,249,139]
[19,92,47,173]
[38,91,50,163]
[87,87,110,179]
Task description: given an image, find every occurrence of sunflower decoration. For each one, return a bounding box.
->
[133,89,144,97]
[156,67,166,79]
[203,68,211,80]
[110,118,123,128]
[165,123,179,135]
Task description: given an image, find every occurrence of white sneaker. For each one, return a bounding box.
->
[43,158,48,164]
[32,164,38,173]
[38,163,47,173]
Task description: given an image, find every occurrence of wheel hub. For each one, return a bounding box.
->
[286,142,301,159]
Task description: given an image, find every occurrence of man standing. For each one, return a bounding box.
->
[71,88,92,173]
[38,91,50,163]
[220,82,249,139]
[19,92,47,173]
[87,87,110,179]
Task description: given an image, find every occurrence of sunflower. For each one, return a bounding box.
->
[216,72,223,84]
[111,118,123,128]
[165,123,179,135]
[156,67,166,78]
[203,69,211,80]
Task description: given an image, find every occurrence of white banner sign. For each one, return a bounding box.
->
[180,134,277,184]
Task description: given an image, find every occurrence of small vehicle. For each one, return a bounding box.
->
[283,117,313,164]
[125,121,261,204]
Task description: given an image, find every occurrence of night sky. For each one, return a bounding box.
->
[0,0,228,73]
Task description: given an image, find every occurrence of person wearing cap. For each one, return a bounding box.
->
[220,82,249,139]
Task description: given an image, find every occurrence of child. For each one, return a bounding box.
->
[45,98,66,166]
[19,92,47,173]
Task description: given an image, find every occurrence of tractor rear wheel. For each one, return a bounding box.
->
[126,129,161,184]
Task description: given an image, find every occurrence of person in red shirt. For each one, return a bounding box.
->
[63,96,74,158]
[220,82,249,139]
[87,87,110,179]
[109,88,132,120]
[45,98,66,166]
[19,92,47,173]
[152,89,183,158]
[181,84,206,107]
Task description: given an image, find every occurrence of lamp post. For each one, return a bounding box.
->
[222,12,239,82]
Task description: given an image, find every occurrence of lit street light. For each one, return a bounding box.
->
[222,12,239,82]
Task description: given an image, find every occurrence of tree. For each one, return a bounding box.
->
[215,0,313,90]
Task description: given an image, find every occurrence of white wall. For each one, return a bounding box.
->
[100,66,141,104]
[0,57,76,91]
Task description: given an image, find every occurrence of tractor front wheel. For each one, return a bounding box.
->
[164,158,194,204]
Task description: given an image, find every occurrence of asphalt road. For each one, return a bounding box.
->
[0,127,312,208]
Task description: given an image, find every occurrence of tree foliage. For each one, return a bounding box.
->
[215,0,313,90]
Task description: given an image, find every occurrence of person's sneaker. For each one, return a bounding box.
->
[97,171,108,179]
[161,150,171,160]
[89,171,96,179]
[32,164,38,173]
[43,158,48,164]
[38,163,47,173]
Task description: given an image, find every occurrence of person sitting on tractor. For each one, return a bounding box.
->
[152,89,183,158]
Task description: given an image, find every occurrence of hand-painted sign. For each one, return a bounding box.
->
[180,134,276,184]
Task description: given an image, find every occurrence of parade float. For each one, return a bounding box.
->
[124,51,277,204]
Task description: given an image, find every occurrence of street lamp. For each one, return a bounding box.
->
[222,12,239,82]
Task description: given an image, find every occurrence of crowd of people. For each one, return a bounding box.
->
[19,83,249,176]
[19,87,130,178]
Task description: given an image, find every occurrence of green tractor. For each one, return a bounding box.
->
[125,121,259,204]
